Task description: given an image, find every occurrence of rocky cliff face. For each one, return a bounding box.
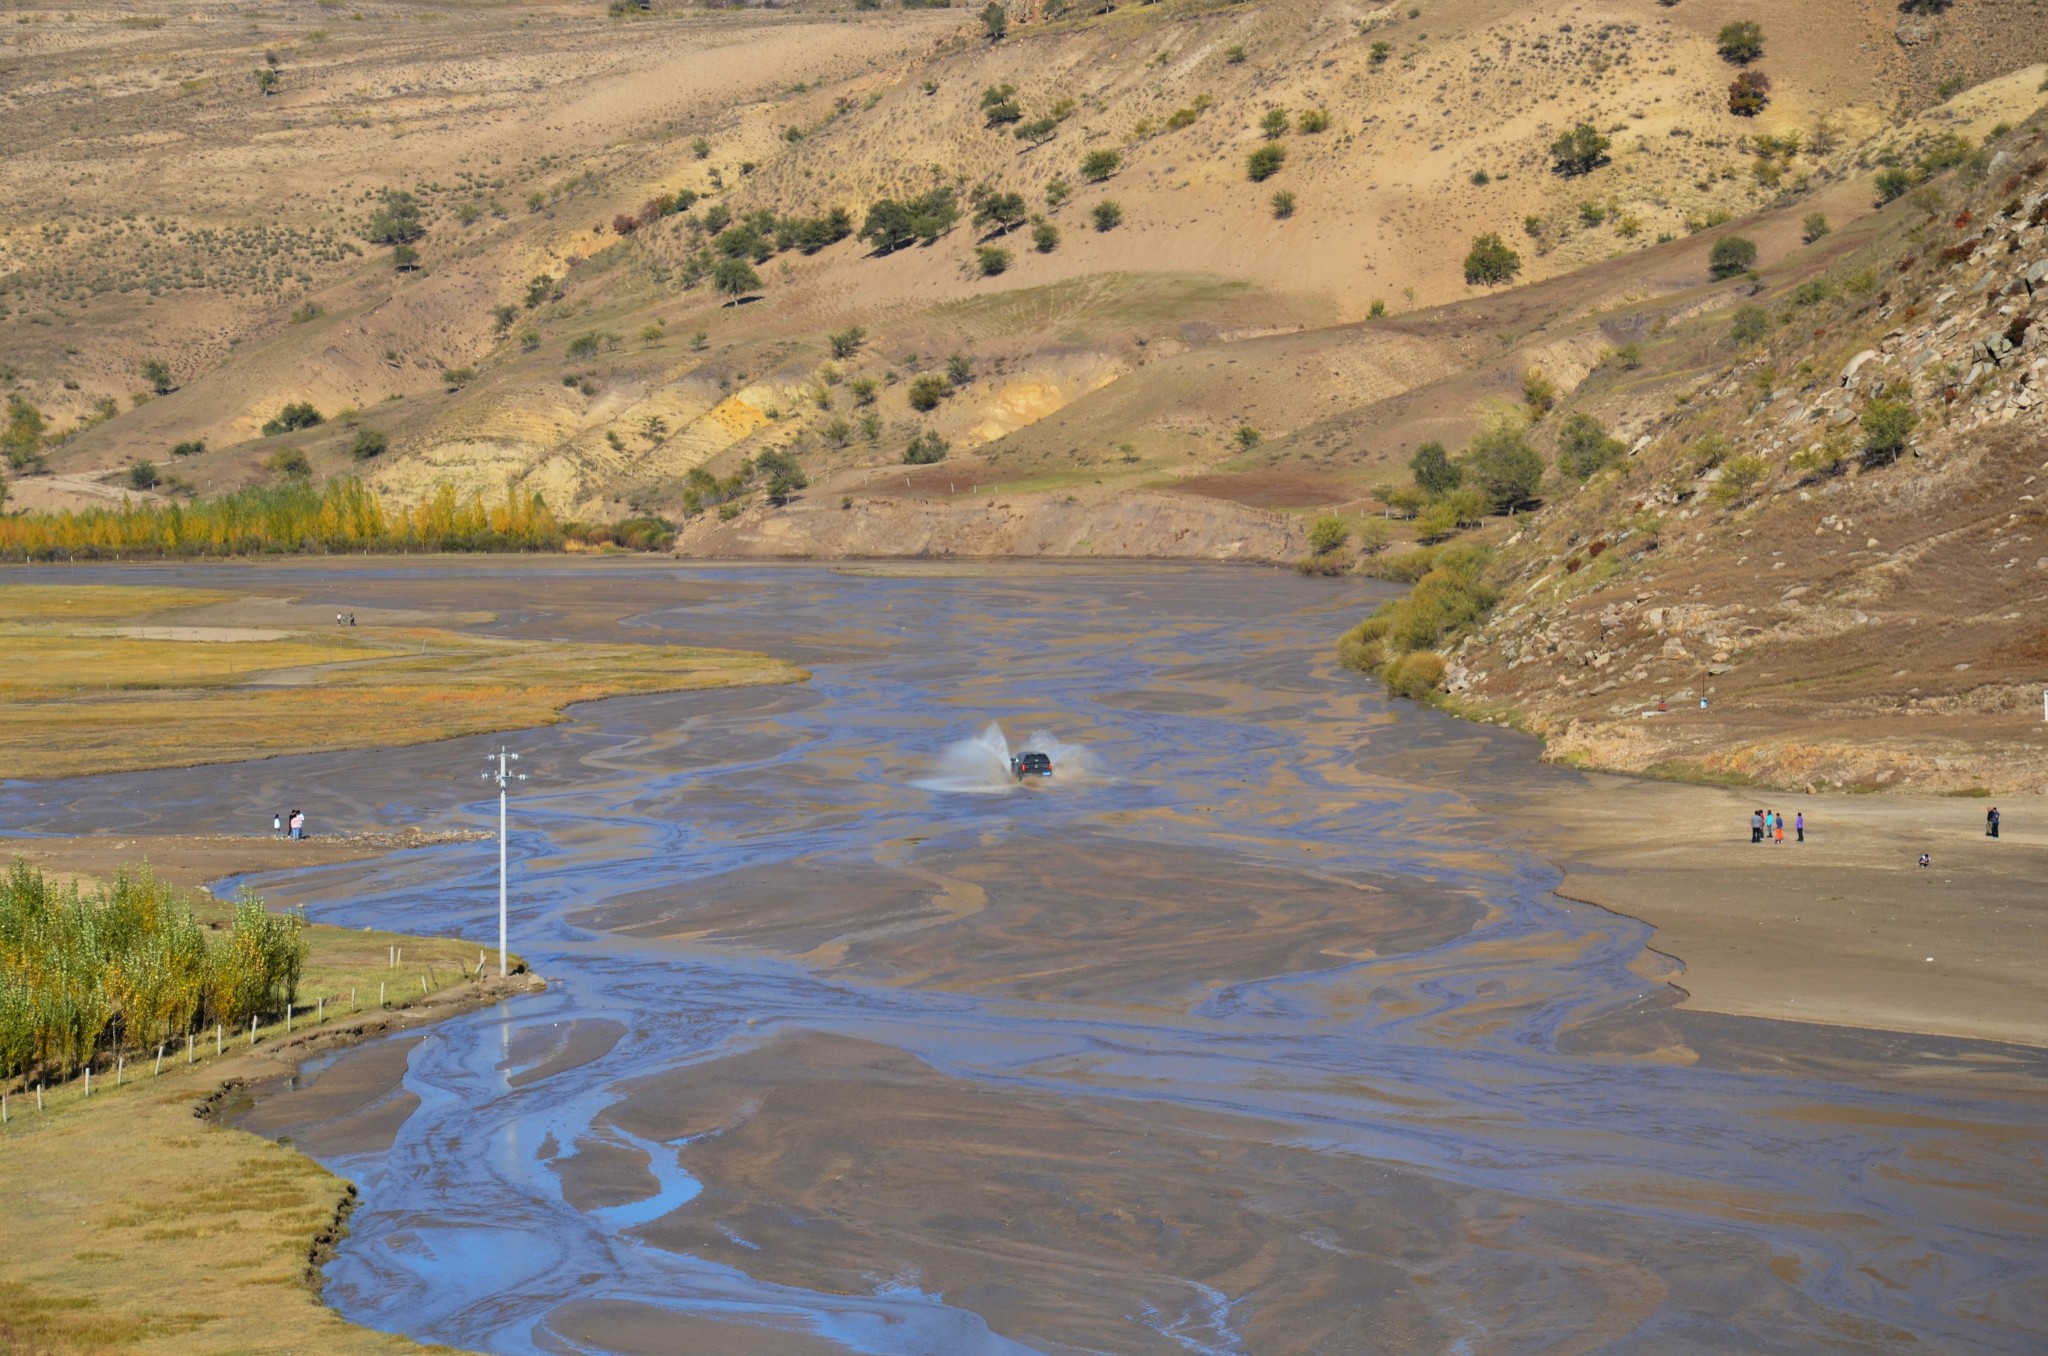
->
[1450,136,2048,794]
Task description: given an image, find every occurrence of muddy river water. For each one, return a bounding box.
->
[4,560,2043,1354]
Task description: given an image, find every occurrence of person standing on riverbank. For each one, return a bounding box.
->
[1773,812,1784,845]
[1987,807,2000,839]
[273,811,282,838]
[1751,809,1764,843]
[1795,811,1804,843]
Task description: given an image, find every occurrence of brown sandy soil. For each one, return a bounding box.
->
[585,834,1483,1001]
[1505,775,2048,1049]
[5,829,486,898]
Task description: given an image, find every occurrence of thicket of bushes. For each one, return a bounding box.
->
[0,862,304,1084]
[1338,543,1496,699]
[0,478,563,561]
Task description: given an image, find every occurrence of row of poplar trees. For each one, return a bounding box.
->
[0,861,305,1084]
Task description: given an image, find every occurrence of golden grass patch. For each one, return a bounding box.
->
[0,588,805,780]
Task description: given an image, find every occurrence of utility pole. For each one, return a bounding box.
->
[482,747,527,977]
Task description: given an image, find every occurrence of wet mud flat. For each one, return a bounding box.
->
[2,559,2044,1354]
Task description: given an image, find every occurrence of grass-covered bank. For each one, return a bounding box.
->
[1336,543,1497,700]
[0,859,520,1354]
[0,583,808,781]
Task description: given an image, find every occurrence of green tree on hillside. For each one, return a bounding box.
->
[1716,20,1764,64]
[972,189,1029,234]
[1091,199,1123,231]
[365,189,425,245]
[1727,70,1772,117]
[1549,124,1611,176]
[1462,233,1521,285]
[1409,441,1462,497]
[713,257,762,299]
[1860,396,1917,464]
[1709,234,1758,278]
[140,359,177,396]
[1466,421,1545,511]
[979,1,1008,40]
[830,326,867,358]
[1080,150,1121,182]
[1247,143,1286,181]
[858,187,960,251]
[1555,413,1626,479]
[1260,108,1290,138]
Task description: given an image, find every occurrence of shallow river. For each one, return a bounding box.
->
[4,561,2043,1354]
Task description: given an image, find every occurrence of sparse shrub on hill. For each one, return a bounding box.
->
[1031,217,1061,252]
[1709,234,1758,278]
[392,243,420,272]
[1729,304,1770,344]
[979,1,1007,41]
[1369,40,1392,66]
[1235,425,1262,449]
[1092,200,1123,231]
[1462,233,1521,285]
[1247,144,1286,181]
[830,326,867,359]
[907,374,953,410]
[1080,150,1121,182]
[1709,453,1767,504]
[260,401,323,436]
[1307,515,1349,557]
[128,460,161,490]
[947,354,975,384]
[1801,212,1831,243]
[441,366,475,389]
[984,97,1023,128]
[904,430,948,464]
[976,245,1012,275]
[1727,70,1771,117]
[1556,413,1625,480]
[1016,117,1060,145]
[1045,178,1073,207]
[525,274,557,308]
[5,395,48,472]
[1271,190,1296,218]
[266,448,312,480]
[1716,20,1764,64]
[1522,368,1557,417]
[170,439,205,458]
[141,359,176,395]
[253,67,280,96]
[1298,108,1331,134]
[849,376,878,405]
[1260,108,1290,138]
[1410,441,1462,497]
[859,187,960,251]
[350,428,388,460]
[1549,123,1611,177]
[1466,420,1544,511]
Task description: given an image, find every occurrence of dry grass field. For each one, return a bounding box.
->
[0,583,806,778]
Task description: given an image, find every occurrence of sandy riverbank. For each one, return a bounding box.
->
[1500,776,2047,1049]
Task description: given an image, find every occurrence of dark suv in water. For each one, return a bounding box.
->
[1009,751,1053,780]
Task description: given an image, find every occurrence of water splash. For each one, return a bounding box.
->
[913,722,1104,794]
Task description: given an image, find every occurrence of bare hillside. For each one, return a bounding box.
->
[6,0,2045,536]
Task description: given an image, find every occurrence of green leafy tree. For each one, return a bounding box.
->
[1307,515,1349,556]
[756,449,808,504]
[1044,177,1073,207]
[1716,20,1764,64]
[1860,397,1917,464]
[1080,150,1121,182]
[947,353,975,384]
[979,1,1007,40]
[1549,123,1611,176]
[350,429,389,460]
[976,245,1012,275]
[1091,199,1123,231]
[392,243,420,271]
[128,460,161,491]
[1409,441,1462,497]
[140,359,176,395]
[713,257,762,299]
[1462,233,1521,285]
[1466,421,1544,511]
[830,326,867,359]
[1259,107,1289,138]
[858,187,960,251]
[1247,143,1286,181]
[1031,217,1061,252]
[365,189,425,244]
[1709,234,1758,278]
[903,430,949,464]
[1555,413,1626,479]
[1015,117,1059,145]
[973,190,1029,234]
[260,402,323,436]
[1873,167,1914,204]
